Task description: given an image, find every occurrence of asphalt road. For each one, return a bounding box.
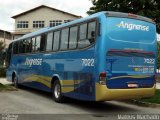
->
[0,86,160,120]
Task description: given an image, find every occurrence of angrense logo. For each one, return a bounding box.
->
[25,58,42,67]
[117,21,149,31]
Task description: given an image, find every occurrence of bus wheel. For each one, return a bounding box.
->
[52,80,64,103]
[13,75,18,88]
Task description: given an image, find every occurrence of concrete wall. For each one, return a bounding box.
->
[0,39,11,48]
[14,7,79,33]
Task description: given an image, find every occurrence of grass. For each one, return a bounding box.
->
[0,83,17,91]
[138,89,160,104]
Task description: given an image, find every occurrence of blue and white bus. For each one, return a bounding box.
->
[6,11,157,102]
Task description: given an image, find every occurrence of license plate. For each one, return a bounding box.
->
[127,83,138,88]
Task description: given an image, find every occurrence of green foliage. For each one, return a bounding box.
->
[139,89,160,104]
[0,68,6,77]
[0,83,17,91]
[87,0,160,33]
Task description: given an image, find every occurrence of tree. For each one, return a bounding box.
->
[87,0,160,33]
[0,41,5,67]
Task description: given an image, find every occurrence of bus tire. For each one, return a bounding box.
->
[52,80,65,103]
[13,75,18,88]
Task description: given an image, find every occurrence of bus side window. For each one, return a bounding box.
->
[13,42,19,54]
[69,26,78,49]
[26,39,32,53]
[32,37,36,52]
[46,32,53,51]
[40,34,47,51]
[78,21,96,49]
[19,40,24,54]
[22,40,27,53]
[53,31,60,51]
[88,21,96,44]
[35,36,41,52]
[78,23,89,48]
[60,28,69,50]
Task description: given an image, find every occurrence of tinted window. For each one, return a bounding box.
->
[40,34,47,51]
[88,21,96,39]
[26,39,32,53]
[23,40,27,53]
[32,37,36,52]
[13,42,19,54]
[79,23,87,40]
[78,21,96,48]
[19,40,26,53]
[35,36,41,52]
[46,32,53,51]
[60,28,69,50]
[53,31,60,51]
[69,26,78,49]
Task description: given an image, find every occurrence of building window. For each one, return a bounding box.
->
[64,20,71,23]
[17,21,28,28]
[50,20,62,27]
[33,21,45,28]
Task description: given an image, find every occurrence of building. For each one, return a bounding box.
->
[11,5,81,39]
[0,29,12,48]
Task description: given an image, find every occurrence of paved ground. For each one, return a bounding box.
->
[0,78,11,85]
[0,87,160,120]
[0,78,160,120]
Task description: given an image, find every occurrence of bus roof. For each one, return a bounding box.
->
[12,11,154,43]
[105,11,154,24]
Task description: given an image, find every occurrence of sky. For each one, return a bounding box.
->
[0,0,92,32]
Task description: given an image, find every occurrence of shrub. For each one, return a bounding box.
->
[0,68,6,77]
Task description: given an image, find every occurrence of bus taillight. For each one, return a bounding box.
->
[99,72,106,85]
